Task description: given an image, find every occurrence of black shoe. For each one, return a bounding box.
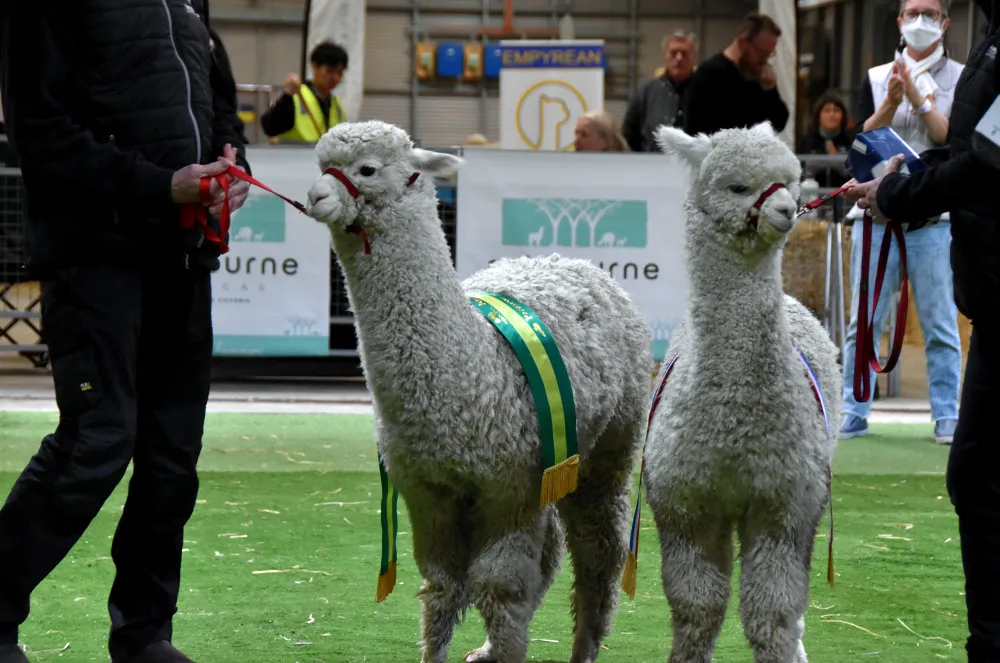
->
[0,645,27,663]
[115,641,195,663]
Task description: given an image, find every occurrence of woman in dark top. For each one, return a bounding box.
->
[798,92,856,187]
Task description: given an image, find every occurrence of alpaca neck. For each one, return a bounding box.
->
[332,195,480,408]
[684,222,792,378]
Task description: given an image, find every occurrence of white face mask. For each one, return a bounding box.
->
[901,15,943,51]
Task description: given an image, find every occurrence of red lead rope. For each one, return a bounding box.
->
[793,185,909,402]
[852,210,908,402]
[180,165,308,255]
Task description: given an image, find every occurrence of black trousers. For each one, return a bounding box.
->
[947,323,1000,662]
[0,261,213,661]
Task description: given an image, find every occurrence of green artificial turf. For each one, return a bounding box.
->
[0,413,969,662]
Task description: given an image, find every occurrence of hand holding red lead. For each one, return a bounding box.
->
[210,144,250,217]
[179,160,308,256]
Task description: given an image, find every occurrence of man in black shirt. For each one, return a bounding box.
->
[682,12,790,137]
[622,30,697,151]
[845,1,1000,657]
[260,41,349,143]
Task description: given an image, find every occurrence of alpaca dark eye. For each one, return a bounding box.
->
[727,184,749,194]
[359,166,376,177]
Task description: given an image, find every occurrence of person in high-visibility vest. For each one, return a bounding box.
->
[260,41,349,143]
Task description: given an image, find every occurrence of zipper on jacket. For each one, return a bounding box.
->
[160,0,202,163]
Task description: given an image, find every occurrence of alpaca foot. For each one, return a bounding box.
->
[568,644,601,663]
[794,638,808,663]
[464,639,495,663]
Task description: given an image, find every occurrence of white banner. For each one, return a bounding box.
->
[499,40,605,151]
[306,0,366,122]
[212,146,331,356]
[455,148,688,361]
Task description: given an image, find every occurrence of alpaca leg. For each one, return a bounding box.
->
[657,519,734,663]
[467,508,548,663]
[794,616,808,663]
[737,513,817,663]
[465,507,564,663]
[406,486,474,663]
[557,467,631,663]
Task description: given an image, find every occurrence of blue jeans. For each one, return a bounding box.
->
[842,220,962,422]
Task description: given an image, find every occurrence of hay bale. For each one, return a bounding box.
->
[783,218,852,320]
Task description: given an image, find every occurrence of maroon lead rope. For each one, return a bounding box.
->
[792,185,909,402]
[852,210,908,402]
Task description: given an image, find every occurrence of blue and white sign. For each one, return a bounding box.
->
[456,148,688,361]
[211,146,331,357]
[499,40,605,151]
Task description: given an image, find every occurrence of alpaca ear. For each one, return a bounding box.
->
[654,125,712,167]
[408,148,464,176]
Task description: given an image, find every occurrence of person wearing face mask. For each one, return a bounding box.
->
[844,0,1000,658]
[839,0,964,446]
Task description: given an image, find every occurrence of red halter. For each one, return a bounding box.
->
[746,183,787,230]
[323,167,421,255]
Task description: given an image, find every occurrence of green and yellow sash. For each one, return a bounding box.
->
[469,291,580,504]
[375,455,399,602]
[374,291,579,602]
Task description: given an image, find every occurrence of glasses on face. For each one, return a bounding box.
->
[901,8,942,21]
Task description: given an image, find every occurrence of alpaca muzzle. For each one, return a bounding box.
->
[746,183,788,231]
[320,167,422,256]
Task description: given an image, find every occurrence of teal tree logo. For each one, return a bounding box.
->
[502,198,647,248]
[230,193,286,243]
[284,314,321,336]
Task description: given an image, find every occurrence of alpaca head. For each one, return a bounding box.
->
[655,122,802,261]
[305,120,463,233]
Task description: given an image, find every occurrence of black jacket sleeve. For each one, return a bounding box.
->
[877,149,1000,221]
[260,93,297,137]
[622,81,647,152]
[207,27,250,174]
[0,7,176,208]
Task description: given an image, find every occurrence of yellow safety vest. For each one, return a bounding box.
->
[276,84,347,143]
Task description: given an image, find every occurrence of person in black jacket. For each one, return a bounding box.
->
[0,3,251,663]
[682,12,790,137]
[845,0,1000,658]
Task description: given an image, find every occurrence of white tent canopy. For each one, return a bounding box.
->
[760,0,798,146]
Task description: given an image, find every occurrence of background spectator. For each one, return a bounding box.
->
[682,12,789,137]
[261,41,349,143]
[573,111,628,152]
[622,31,697,151]
[798,92,856,187]
[840,0,963,444]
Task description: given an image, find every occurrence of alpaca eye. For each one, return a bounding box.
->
[359,166,377,177]
[727,184,750,194]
